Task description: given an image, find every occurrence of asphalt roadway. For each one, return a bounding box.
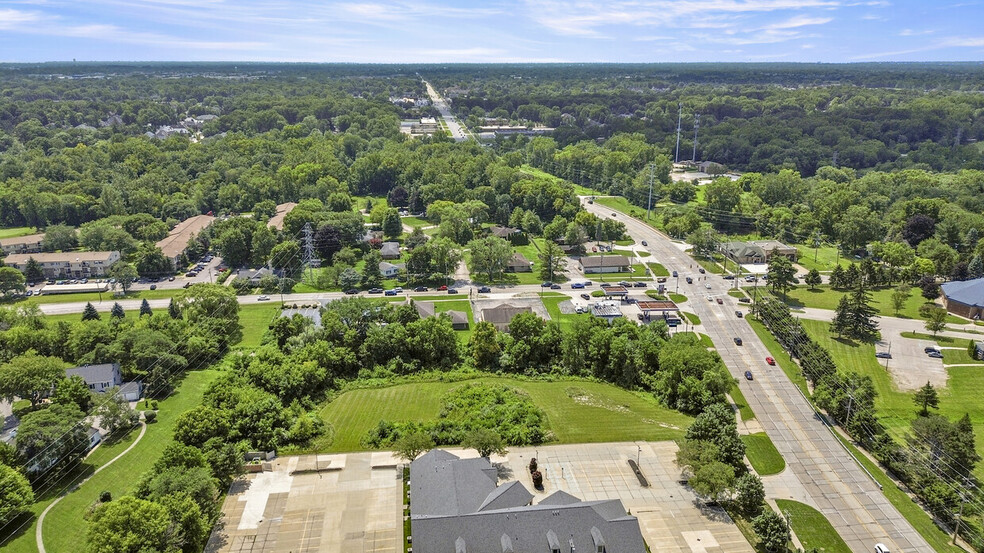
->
[582,199,930,553]
[422,80,469,142]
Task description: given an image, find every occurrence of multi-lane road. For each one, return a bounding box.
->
[422,80,469,142]
[582,199,930,553]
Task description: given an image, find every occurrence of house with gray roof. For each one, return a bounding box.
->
[379,261,405,278]
[66,363,122,393]
[720,240,798,265]
[380,241,401,260]
[410,449,646,553]
[481,304,532,332]
[506,252,532,273]
[414,301,469,330]
[941,277,984,320]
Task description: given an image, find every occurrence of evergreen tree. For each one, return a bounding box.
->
[830,295,851,337]
[140,298,153,318]
[913,381,939,416]
[804,268,822,290]
[110,302,125,320]
[829,264,845,288]
[969,255,984,279]
[167,298,181,320]
[842,263,861,290]
[82,302,100,321]
[847,283,879,341]
[361,250,382,287]
[24,257,43,283]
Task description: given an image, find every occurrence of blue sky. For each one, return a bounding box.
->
[0,0,982,62]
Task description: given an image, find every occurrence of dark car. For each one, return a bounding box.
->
[368,288,383,294]
[734,337,743,346]
[344,288,359,294]
[641,240,648,246]
[735,310,744,318]
[384,289,397,296]
[550,284,562,289]
[182,282,192,289]
[149,284,157,290]
[571,282,585,289]
[477,286,491,293]
[413,286,428,292]
[928,350,944,359]
[541,281,553,287]
[685,277,693,284]
[698,267,706,274]
[924,346,938,354]
[723,275,735,280]
[580,293,591,300]
[447,288,458,294]
[185,271,197,277]
[875,352,892,359]
[744,371,754,381]
[633,282,647,288]
[738,298,752,304]
[672,271,678,277]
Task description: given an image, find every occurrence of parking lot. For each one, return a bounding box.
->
[208,442,751,553]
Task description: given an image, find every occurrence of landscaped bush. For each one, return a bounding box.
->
[143,411,157,424]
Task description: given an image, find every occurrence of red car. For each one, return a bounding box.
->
[716,297,724,304]
[765,357,776,366]
[437,285,448,291]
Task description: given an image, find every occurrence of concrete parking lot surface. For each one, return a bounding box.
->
[208,443,751,553]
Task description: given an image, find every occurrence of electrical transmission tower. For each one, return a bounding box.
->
[302,222,319,282]
[674,103,683,163]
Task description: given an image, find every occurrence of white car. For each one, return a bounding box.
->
[705,283,712,289]
[257,295,270,301]
[706,295,713,301]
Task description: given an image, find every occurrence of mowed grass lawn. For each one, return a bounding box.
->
[774,500,851,553]
[794,245,852,273]
[314,377,693,452]
[741,432,785,476]
[2,370,219,553]
[0,226,37,239]
[801,319,984,478]
[784,285,964,323]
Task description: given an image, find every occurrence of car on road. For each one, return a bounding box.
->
[672,271,678,277]
[738,297,752,303]
[447,288,458,294]
[745,275,757,282]
[592,247,598,252]
[875,544,890,553]
[656,277,667,283]
[368,288,383,294]
[611,212,617,217]
[257,295,270,301]
[765,356,776,365]
[924,346,940,354]
[414,286,429,292]
[580,293,591,300]
[149,284,157,290]
[541,281,553,287]
[583,281,592,286]
[723,275,735,280]
[168,276,175,281]
[641,240,648,246]
[928,350,944,359]
[875,352,892,359]
[394,287,403,293]
[698,267,706,274]
[571,282,585,289]
[438,285,448,291]
[385,290,397,296]
[633,282,647,288]
[705,283,711,289]
[600,282,612,288]
[550,284,562,289]
[734,337,743,346]
[618,281,631,287]
[735,310,743,318]
[716,297,724,304]
[477,286,491,293]
[744,370,754,380]
[685,277,693,284]
[185,271,197,277]
[344,288,359,295]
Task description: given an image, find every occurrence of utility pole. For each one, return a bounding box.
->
[953,479,973,545]
[692,113,700,162]
[646,163,655,221]
[302,222,315,283]
[674,103,683,163]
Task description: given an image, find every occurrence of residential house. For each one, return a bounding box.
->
[481,304,532,331]
[4,251,120,279]
[506,252,532,273]
[155,214,214,268]
[87,427,102,450]
[410,449,647,553]
[414,301,468,330]
[490,225,520,239]
[580,255,631,274]
[380,242,401,260]
[379,262,405,278]
[117,381,143,402]
[941,277,984,320]
[66,363,122,393]
[0,233,44,255]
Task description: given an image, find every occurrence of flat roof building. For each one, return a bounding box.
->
[4,251,120,279]
[580,255,631,274]
[941,277,984,320]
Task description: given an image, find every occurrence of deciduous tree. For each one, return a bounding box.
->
[0,351,67,407]
[394,431,434,461]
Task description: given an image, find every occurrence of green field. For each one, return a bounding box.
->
[590,264,651,282]
[794,245,852,273]
[681,311,701,325]
[0,227,37,239]
[741,432,785,476]
[312,377,694,452]
[7,287,182,306]
[783,285,964,323]
[774,500,851,553]
[669,293,688,304]
[730,382,755,422]
[647,262,669,276]
[2,370,220,553]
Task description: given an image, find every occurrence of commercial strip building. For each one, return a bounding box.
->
[410,449,646,553]
[3,251,120,279]
[941,277,984,320]
[580,255,632,274]
[0,233,44,255]
[156,214,215,267]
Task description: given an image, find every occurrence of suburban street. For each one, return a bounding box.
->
[581,199,931,553]
[422,80,469,142]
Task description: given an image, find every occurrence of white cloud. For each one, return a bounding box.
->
[760,15,833,30]
[0,7,41,29]
[899,28,934,36]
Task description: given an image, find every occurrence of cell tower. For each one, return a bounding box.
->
[674,103,683,163]
[692,113,700,162]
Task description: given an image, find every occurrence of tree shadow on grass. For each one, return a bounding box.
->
[0,511,35,547]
